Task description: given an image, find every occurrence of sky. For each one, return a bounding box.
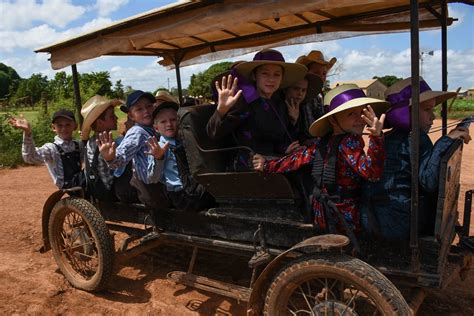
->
[1,0,473,94]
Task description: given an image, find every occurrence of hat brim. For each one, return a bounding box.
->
[152,102,179,119]
[309,97,390,137]
[81,100,122,140]
[298,56,337,70]
[416,90,456,106]
[235,61,307,88]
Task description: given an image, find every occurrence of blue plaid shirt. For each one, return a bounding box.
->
[361,130,454,239]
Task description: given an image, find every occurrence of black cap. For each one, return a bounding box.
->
[52,109,76,123]
[152,101,179,119]
[120,90,155,113]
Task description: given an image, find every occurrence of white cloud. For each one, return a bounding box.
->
[0,0,86,30]
[93,0,129,17]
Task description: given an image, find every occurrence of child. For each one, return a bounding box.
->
[362,77,471,239]
[253,84,388,235]
[146,101,213,211]
[8,109,82,189]
[97,90,169,210]
[206,49,307,170]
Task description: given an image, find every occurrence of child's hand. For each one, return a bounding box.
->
[362,105,385,136]
[145,136,169,159]
[252,154,266,171]
[8,115,31,135]
[285,141,303,154]
[97,131,116,161]
[216,74,242,117]
[286,98,300,125]
[448,126,471,144]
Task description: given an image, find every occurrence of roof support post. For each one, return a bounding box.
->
[409,0,420,271]
[175,62,183,106]
[441,0,448,135]
[71,64,83,128]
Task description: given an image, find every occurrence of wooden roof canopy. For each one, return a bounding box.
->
[35,0,460,70]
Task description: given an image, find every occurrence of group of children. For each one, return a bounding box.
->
[9,47,472,242]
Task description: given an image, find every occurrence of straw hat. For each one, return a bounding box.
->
[234,49,307,88]
[155,90,178,104]
[296,50,337,70]
[81,95,122,140]
[309,84,390,137]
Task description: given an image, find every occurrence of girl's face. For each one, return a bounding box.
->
[128,97,154,126]
[419,98,436,133]
[253,64,283,98]
[330,106,366,135]
[285,79,308,106]
[51,117,77,141]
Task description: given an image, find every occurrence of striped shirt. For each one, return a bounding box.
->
[107,124,159,184]
[22,134,82,189]
[86,136,114,190]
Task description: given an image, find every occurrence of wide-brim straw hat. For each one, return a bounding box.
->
[309,84,390,137]
[296,50,337,70]
[81,95,122,140]
[155,90,178,104]
[385,76,456,107]
[234,49,307,88]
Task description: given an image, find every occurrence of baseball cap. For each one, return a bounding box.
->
[152,101,179,119]
[120,90,155,113]
[52,109,76,123]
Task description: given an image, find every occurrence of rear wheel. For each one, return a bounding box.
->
[48,198,114,291]
[264,253,410,316]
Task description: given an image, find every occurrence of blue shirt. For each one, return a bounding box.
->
[361,129,454,239]
[107,124,159,184]
[156,135,183,191]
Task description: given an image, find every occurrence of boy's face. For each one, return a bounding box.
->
[308,63,328,83]
[285,79,308,106]
[128,97,154,126]
[96,107,118,132]
[154,108,178,138]
[51,117,77,141]
[330,106,366,135]
[419,98,436,133]
[253,64,283,98]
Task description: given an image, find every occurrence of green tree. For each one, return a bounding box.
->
[0,63,21,98]
[112,79,125,99]
[79,71,113,100]
[187,62,233,98]
[372,75,402,87]
[14,73,49,104]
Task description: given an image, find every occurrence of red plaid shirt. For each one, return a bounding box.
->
[264,134,385,233]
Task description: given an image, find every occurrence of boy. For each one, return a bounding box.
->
[362,77,471,239]
[97,90,169,209]
[253,84,388,236]
[146,101,213,211]
[8,109,82,189]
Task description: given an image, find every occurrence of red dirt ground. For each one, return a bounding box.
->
[0,120,473,315]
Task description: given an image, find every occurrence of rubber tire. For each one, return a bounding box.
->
[264,253,410,316]
[48,197,114,291]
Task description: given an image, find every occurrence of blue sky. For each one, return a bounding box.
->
[1,0,473,93]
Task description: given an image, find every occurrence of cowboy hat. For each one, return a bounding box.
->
[152,101,179,119]
[155,90,178,104]
[384,77,456,131]
[234,49,307,88]
[296,50,337,70]
[81,95,122,140]
[309,84,390,137]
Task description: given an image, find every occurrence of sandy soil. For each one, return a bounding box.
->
[0,120,473,315]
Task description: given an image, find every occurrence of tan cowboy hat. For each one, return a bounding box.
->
[80,95,122,140]
[234,49,307,88]
[155,90,178,104]
[296,50,337,70]
[309,84,390,137]
[384,76,456,106]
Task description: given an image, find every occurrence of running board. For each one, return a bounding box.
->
[167,271,251,302]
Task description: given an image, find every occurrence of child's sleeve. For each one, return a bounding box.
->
[263,144,317,173]
[107,129,143,169]
[206,98,248,140]
[22,133,55,164]
[419,135,454,192]
[341,134,385,181]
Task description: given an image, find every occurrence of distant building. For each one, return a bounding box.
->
[466,88,474,100]
[331,79,388,100]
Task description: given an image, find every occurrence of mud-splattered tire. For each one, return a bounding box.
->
[264,253,410,316]
[48,197,114,291]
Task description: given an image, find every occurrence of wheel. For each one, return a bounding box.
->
[48,197,114,291]
[264,253,410,316]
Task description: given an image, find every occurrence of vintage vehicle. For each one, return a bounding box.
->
[36,1,473,315]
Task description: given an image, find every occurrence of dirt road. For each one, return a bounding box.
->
[0,121,473,315]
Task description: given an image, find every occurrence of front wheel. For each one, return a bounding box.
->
[48,198,114,291]
[264,253,410,316]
